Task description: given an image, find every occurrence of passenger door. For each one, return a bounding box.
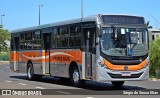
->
[13,36,19,72]
[83,27,96,78]
[43,33,51,74]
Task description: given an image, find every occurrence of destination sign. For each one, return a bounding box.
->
[102,15,144,24]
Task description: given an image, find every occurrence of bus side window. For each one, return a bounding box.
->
[55,26,68,48]
[14,37,20,51]
[69,25,81,47]
[20,33,25,50]
[33,31,41,49]
[24,32,32,50]
[46,35,50,50]
[10,34,14,50]
[52,28,57,48]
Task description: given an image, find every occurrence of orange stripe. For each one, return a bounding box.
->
[10,50,82,64]
[104,59,146,71]
[10,52,19,61]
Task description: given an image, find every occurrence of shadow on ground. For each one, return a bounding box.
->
[10,75,146,91]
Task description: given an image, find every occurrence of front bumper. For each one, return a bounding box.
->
[96,65,149,82]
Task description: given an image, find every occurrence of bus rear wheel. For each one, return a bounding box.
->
[111,81,125,87]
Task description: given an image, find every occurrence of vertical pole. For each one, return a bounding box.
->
[81,0,84,22]
[1,15,2,26]
[1,14,5,28]
[39,5,41,25]
[39,5,43,25]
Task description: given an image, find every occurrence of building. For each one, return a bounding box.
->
[149,29,160,41]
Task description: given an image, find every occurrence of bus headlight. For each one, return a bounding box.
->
[98,60,105,67]
[139,58,143,63]
[98,60,108,69]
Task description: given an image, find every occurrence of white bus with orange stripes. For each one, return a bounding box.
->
[10,14,149,87]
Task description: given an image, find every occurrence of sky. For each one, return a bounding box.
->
[0,0,160,31]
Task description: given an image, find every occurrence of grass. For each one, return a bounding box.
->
[150,74,156,78]
[0,52,10,61]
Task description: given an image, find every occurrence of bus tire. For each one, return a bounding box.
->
[111,81,125,87]
[70,66,84,87]
[27,63,36,80]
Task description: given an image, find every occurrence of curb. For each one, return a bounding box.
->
[0,61,10,64]
[149,78,160,81]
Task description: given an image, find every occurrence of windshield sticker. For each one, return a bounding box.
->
[121,29,125,34]
[126,29,129,32]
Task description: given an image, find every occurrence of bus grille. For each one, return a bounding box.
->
[111,59,140,65]
[108,72,143,79]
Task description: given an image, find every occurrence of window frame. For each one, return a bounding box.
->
[53,26,69,49]
[52,24,82,49]
[68,24,82,48]
[19,30,42,50]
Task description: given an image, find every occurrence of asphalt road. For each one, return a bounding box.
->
[0,63,160,98]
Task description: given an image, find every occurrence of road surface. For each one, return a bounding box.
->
[0,63,160,98]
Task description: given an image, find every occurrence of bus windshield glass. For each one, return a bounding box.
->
[101,27,148,56]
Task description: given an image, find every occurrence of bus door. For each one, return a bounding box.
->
[43,33,51,74]
[83,27,96,78]
[13,36,19,72]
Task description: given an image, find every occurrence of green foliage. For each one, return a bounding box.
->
[0,25,11,52]
[0,52,10,61]
[150,38,160,78]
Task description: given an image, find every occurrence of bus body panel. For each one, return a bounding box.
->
[10,14,149,84]
[10,51,19,72]
[95,56,149,82]
[10,49,84,79]
[96,64,149,82]
[14,50,43,74]
[104,59,147,71]
[50,49,82,78]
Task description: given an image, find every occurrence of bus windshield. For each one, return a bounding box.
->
[101,27,148,56]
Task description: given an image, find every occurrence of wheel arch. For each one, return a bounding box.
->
[69,61,79,77]
[27,60,33,69]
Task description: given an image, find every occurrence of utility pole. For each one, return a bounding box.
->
[39,5,43,25]
[1,14,5,28]
[81,0,84,22]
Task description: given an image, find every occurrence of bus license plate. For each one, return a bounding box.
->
[122,72,131,76]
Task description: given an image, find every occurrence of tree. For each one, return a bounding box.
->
[147,21,153,29]
[150,38,160,79]
[0,25,11,52]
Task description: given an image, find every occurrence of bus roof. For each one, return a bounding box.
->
[100,14,144,18]
[11,15,98,33]
[11,14,145,33]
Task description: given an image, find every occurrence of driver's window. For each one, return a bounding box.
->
[102,29,113,50]
[131,32,138,44]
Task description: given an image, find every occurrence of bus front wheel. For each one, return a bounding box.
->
[111,81,125,87]
[27,63,42,80]
[27,63,35,80]
[70,66,84,87]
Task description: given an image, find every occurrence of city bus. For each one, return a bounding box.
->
[10,14,149,87]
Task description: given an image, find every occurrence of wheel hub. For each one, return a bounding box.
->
[28,67,32,78]
[73,70,79,83]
